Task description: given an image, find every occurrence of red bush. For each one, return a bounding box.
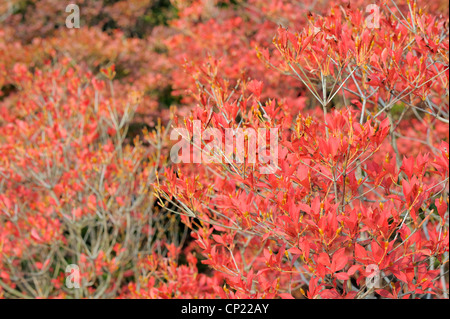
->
[0,0,448,299]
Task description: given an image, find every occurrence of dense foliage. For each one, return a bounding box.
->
[0,0,448,299]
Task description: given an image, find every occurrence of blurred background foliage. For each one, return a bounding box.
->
[1,0,177,40]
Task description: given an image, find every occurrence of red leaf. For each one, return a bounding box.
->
[31,229,42,242]
[335,272,350,280]
[318,253,331,267]
[212,234,225,245]
[376,289,394,299]
[247,80,263,99]
[288,247,302,255]
[331,248,348,272]
[355,243,367,261]
[347,265,362,276]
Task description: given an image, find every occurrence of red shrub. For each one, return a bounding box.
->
[155,0,449,299]
[0,0,448,299]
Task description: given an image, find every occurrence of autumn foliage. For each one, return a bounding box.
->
[0,0,448,299]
